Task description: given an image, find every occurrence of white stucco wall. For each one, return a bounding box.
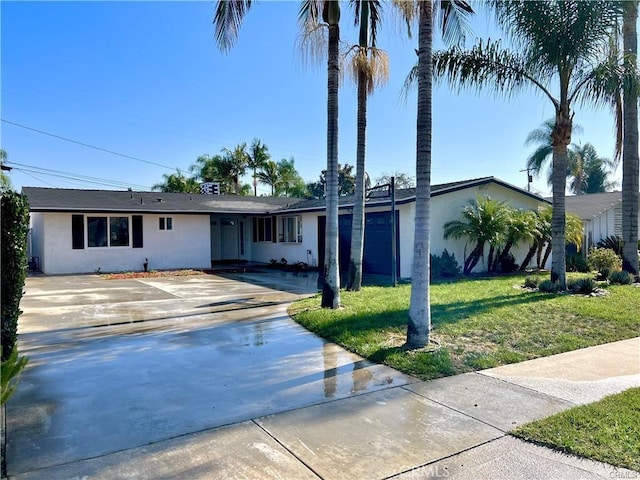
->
[36,212,211,274]
[29,213,46,272]
[250,213,320,266]
[425,183,546,274]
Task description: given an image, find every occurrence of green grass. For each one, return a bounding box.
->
[512,388,640,471]
[289,273,640,380]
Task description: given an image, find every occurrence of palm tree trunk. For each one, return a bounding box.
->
[487,245,496,273]
[321,4,341,309]
[520,243,537,271]
[550,109,571,289]
[464,242,484,275]
[347,68,368,291]
[542,243,552,270]
[622,1,639,276]
[407,0,433,348]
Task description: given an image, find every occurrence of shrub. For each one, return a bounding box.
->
[523,276,541,289]
[567,277,598,295]
[498,253,518,273]
[597,235,624,255]
[587,248,622,279]
[1,347,28,405]
[608,270,634,285]
[430,249,462,280]
[1,191,30,361]
[566,253,589,273]
[538,279,561,293]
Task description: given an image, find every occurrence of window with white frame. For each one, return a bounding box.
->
[159,217,173,230]
[279,216,302,243]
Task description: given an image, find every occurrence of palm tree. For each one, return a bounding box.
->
[405,0,473,348]
[443,196,511,275]
[345,1,388,292]
[152,169,200,193]
[568,143,617,194]
[221,143,249,195]
[525,119,583,179]
[257,160,280,196]
[621,1,639,275]
[432,1,620,290]
[247,139,270,196]
[191,154,235,193]
[497,209,539,271]
[213,0,342,308]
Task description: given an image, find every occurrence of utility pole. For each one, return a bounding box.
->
[520,167,533,192]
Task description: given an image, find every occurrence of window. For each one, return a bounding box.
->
[253,216,276,243]
[87,217,108,247]
[110,217,129,246]
[87,216,129,248]
[159,217,173,230]
[279,216,302,243]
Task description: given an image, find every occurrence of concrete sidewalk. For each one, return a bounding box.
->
[10,335,639,480]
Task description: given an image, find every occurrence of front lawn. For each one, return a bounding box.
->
[289,274,640,380]
[512,388,640,472]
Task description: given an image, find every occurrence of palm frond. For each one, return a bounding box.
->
[492,1,620,75]
[213,0,253,53]
[345,46,389,94]
[433,39,555,104]
[436,0,474,47]
[296,2,327,70]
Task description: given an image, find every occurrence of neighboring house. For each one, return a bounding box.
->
[560,191,640,254]
[23,177,549,276]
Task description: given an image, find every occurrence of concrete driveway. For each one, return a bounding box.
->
[6,271,414,477]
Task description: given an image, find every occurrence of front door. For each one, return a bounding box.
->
[221,218,239,260]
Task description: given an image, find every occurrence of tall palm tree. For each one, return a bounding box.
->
[621,1,639,275]
[346,0,388,292]
[443,196,511,275]
[257,160,280,196]
[213,0,342,307]
[221,143,249,195]
[404,0,473,348]
[568,143,617,194]
[525,119,583,179]
[247,139,270,196]
[432,1,620,289]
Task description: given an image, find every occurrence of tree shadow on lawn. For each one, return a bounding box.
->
[319,290,550,338]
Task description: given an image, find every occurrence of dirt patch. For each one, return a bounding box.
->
[103,269,205,280]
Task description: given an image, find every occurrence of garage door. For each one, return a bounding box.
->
[318,211,400,277]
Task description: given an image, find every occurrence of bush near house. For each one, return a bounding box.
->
[587,248,622,280]
[430,249,462,280]
[1,191,29,361]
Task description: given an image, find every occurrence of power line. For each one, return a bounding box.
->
[1,119,177,170]
[16,169,58,188]
[8,162,154,190]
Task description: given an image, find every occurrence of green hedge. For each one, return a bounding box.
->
[1,191,29,361]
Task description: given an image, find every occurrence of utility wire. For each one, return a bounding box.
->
[10,165,154,190]
[16,169,57,188]
[6,161,153,190]
[1,119,177,170]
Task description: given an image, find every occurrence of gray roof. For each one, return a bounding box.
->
[23,177,548,215]
[546,192,622,220]
[279,176,549,213]
[23,188,303,214]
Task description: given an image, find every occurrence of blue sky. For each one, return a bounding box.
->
[1,1,619,196]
